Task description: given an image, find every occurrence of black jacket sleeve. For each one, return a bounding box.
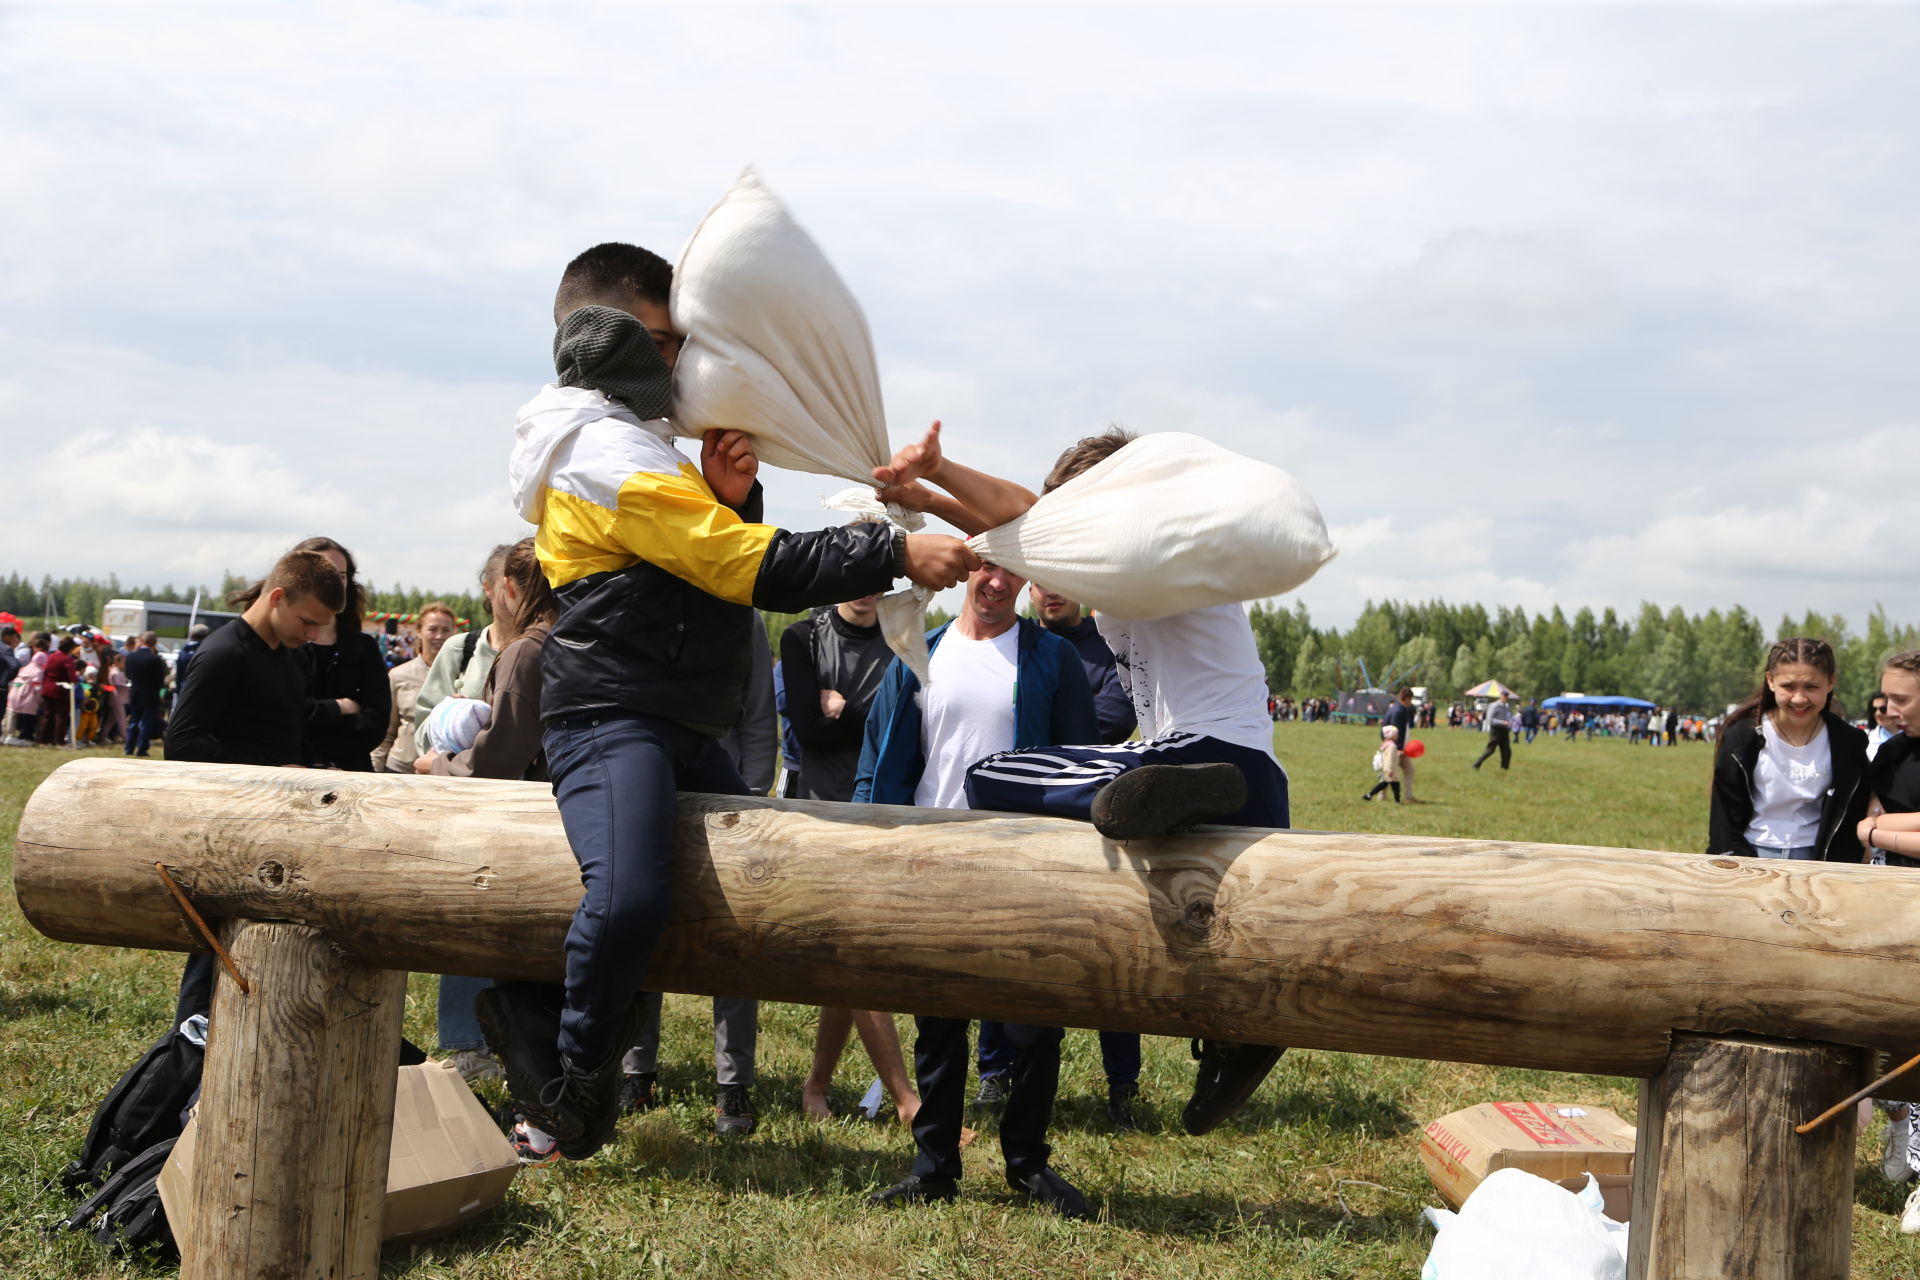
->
[1823,719,1870,863]
[1706,721,1759,856]
[751,525,897,614]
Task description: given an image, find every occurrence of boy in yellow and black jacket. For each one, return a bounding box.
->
[484,242,976,1162]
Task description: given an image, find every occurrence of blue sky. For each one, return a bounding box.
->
[3,3,1915,628]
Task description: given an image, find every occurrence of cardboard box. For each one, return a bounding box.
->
[160,1060,518,1253]
[1420,1102,1637,1222]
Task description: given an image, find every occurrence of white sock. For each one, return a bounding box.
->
[517,1122,556,1154]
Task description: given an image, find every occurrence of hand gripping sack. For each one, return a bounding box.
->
[671,168,932,678]
[968,433,1336,620]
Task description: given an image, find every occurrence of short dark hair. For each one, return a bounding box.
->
[264,550,347,614]
[554,242,673,325]
[0,626,16,640]
[1044,427,1136,494]
[139,631,158,647]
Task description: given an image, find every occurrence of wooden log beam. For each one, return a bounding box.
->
[1629,1034,1862,1280]
[179,920,405,1280]
[16,758,1920,1080]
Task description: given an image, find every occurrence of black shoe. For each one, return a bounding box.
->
[545,1047,628,1161]
[972,1074,1012,1116]
[1091,763,1247,840]
[714,1082,756,1137]
[619,1071,658,1113]
[868,1174,958,1208]
[1009,1166,1093,1220]
[475,985,573,1142]
[1105,1081,1141,1132]
[1183,1039,1285,1136]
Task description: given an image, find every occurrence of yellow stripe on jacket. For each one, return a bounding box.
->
[532,419,775,603]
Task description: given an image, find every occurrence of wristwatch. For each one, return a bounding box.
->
[889,529,908,578]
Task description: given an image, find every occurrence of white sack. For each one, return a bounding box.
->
[671,169,932,682]
[1421,1169,1626,1280]
[967,433,1336,620]
[671,168,891,486]
[421,697,492,756]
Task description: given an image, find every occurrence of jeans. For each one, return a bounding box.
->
[913,1017,1062,1182]
[979,1023,1139,1086]
[1754,845,1820,860]
[125,693,162,756]
[438,975,492,1053]
[543,712,749,1066]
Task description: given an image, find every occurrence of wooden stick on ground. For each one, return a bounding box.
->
[1796,1049,1920,1135]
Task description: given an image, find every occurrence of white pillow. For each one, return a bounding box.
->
[968,433,1337,620]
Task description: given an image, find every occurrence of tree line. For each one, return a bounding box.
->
[0,572,489,637]
[8,571,1913,716]
[1249,599,1920,717]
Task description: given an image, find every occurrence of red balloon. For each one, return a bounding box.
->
[1404,739,1426,759]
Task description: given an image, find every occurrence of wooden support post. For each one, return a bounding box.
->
[180,921,406,1280]
[1629,1033,1863,1280]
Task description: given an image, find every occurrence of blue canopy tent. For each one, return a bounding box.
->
[1540,695,1657,710]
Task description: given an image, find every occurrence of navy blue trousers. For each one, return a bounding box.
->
[979,1023,1139,1085]
[912,1017,1062,1182]
[124,694,161,756]
[965,730,1290,829]
[544,712,748,1065]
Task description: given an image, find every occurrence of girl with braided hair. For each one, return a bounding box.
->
[1707,637,1869,860]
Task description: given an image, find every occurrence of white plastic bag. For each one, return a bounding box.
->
[1422,1169,1626,1280]
[967,432,1336,620]
[671,169,931,681]
[421,698,491,756]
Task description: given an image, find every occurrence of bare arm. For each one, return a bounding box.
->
[873,421,1038,535]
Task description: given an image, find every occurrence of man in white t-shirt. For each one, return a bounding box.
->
[872,424,1292,1137]
[853,561,1099,1218]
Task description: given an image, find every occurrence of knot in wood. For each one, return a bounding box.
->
[1181,899,1218,939]
[745,858,774,884]
[1709,858,1740,871]
[719,811,741,828]
[255,860,289,893]
[318,791,338,806]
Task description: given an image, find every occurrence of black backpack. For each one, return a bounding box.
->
[54,1137,178,1258]
[59,1015,205,1196]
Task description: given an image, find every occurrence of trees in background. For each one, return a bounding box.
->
[1250,598,1919,715]
[10,569,1915,716]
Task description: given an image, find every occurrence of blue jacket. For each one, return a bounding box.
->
[853,618,1098,806]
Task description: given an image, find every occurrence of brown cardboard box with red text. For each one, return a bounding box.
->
[159,1059,518,1255]
[1420,1102,1636,1221]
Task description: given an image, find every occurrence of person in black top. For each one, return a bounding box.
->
[1865,650,1920,868]
[165,549,345,1019]
[284,536,390,772]
[1027,584,1135,745]
[1383,686,1419,801]
[783,590,924,1127]
[122,632,167,757]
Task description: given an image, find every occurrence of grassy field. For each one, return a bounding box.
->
[4,725,1918,1278]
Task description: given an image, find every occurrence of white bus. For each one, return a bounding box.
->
[101,598,242,647]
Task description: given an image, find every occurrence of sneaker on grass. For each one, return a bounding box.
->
[715,1082,756,1137]
[972,1074,1011,1116]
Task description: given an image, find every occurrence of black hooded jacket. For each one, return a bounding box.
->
[1707,708,1869,860]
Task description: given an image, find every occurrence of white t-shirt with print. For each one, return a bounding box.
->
[914,626,1021,810]
[1745,722,1831,851]
[1096,604,1275,759]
